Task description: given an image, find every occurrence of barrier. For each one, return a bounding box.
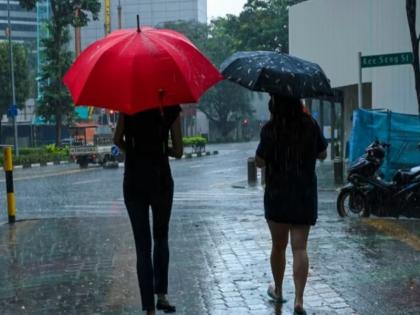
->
[3,147,16,224]
[247,157,257,185]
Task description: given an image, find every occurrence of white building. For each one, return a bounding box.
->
[289,0,420,141]
[78,0,207,51]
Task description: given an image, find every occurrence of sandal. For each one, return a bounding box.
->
[293,305,307,315]
[267,284,287,303]
[156,299,176,313]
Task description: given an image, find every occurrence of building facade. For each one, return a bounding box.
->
[78,0,207,51]
[289,0,420,115]
[289,0,420,153]
[0,0,36,42]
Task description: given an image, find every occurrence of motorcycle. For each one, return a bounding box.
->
[337,140,420,218]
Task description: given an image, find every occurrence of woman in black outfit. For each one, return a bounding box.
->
[114,105,183,315]
[255,95,327,315]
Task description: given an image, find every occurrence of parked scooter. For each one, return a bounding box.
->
[337,140,420,218]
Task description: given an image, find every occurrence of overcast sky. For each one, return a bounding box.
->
[207,0,248,21]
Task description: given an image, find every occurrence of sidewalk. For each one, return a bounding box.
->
[232,160,342,191]
[0,208,358,315]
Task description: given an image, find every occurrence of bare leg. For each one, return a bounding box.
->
[267,221,290,297]
[290,225,310,311]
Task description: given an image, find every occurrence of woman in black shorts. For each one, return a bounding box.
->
[255,95,327,315]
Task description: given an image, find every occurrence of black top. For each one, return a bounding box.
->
[256,114,327,225]
[257,115,327,188]
[124,105,181,164]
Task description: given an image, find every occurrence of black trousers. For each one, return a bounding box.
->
[123,161,174,311]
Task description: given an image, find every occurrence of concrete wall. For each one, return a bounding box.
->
[289,0,420,115]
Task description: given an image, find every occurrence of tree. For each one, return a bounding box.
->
[19,0,101,146]
[233,0,307,52]
[161,20,209,52]
[199,81,254,138]
[0,43,30,140]
[406,0,420,113]
[162,19,254,139]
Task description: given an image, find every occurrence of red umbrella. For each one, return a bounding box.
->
[63,25,223,114]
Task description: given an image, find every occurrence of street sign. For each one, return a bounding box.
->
[111,145,120,156]
[7,104,17,117]
[361,52,413,68]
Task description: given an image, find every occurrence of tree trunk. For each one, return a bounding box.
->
[55,112,62,146]
[406,0,420,114]
[0,118,2,144]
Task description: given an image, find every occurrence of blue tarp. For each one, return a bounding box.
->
[349,109,420,180]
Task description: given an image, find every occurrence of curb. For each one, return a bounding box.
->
[5,150,221,170]
[6,160,70,170]
[170,151,219,161]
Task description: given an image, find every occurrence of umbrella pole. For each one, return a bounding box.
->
[158,89,166,116]
[137,14,141,32]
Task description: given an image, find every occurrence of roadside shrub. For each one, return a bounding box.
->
[183,136,207,147]
[0,146,70,167]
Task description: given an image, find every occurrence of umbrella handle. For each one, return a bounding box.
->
[158,89,166,116]
[137,15,141,32]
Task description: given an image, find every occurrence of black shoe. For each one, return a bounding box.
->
[293,306,307,315]
[156,300,176,313]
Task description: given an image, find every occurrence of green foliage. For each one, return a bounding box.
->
[161,20,209,52]
[162,20,254,139]
[233,0,307,52]
[19,0,101,146]
[0,42,30,116]
[183,136,207,147]
[0,145,69,167]
[199,81,254,137]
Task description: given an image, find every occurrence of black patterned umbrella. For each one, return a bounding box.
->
[220,51,333,98]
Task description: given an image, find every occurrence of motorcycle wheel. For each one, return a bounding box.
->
[337,188,369,217]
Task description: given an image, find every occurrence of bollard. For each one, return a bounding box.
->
[3,147,16,224]
[261,167,266,186]
[247,157,257,185]
[333,157,344,186]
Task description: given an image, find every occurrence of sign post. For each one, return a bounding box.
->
[358,52,363,108]
[358,52,414,108]
[7,0,19,157]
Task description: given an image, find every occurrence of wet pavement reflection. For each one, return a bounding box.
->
[0,142,419,314]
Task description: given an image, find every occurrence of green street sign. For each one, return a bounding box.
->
[361,52,413,68]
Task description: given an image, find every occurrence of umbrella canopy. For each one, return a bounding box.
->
[220,51,333,98]
[64,27,223,114]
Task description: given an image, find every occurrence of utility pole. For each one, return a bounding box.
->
[7,0,19,156]
[118,0,122,29]
[74,5,81,57]
[104,0,111,36]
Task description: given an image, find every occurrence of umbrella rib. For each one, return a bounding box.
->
[65,33,134,103]
[143,32,201,101]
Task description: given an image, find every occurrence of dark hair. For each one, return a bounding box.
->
[264,95,319,177]
[269,94,303,119]
[266,94,311,158]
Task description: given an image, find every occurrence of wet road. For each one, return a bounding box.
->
[0,142,419,315]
